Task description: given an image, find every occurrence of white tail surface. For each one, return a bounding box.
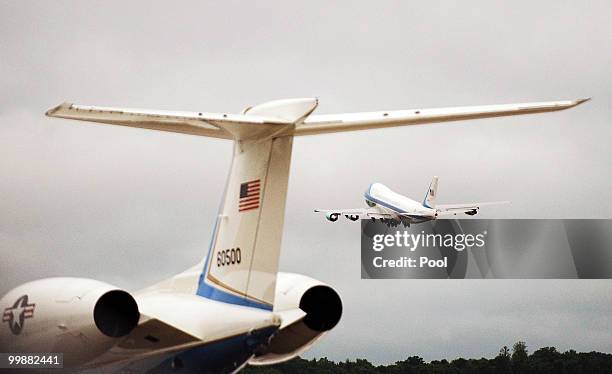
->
[197,137,293,309]
[196,99,317,310]
[423,176,439,208]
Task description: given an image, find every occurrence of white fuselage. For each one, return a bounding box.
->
[365,183,436,222]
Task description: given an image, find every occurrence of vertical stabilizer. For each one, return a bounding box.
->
[197,98,317,310]
[423,176,439,208]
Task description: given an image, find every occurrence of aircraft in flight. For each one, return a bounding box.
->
[0,97,587,373]
[315,176,509,227]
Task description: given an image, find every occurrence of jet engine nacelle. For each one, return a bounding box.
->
[325,212,339,222]
[0,278,139,368]
[249,272,342,365]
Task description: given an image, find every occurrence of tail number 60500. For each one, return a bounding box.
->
[217,248,241,267]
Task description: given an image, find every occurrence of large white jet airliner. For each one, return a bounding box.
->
[0,97,587,373]
[315,176,509,227]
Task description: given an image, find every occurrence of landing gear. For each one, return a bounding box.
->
[381,218,400,228]
[465,209,478,216]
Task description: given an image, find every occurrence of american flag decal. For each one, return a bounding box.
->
[239,179,261,212]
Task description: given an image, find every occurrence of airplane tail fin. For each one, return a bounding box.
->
[423,176,439,208]
[196,99,317,310]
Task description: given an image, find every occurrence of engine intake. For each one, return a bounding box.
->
[299,285,342,332]
[326,213,339,222]
[94,290,140,338]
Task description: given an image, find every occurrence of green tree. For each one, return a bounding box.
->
[528,347,563,374]
[495,345,511,374]
[242,345,612,374]
[499,346,511,359]
[511,341,528,373]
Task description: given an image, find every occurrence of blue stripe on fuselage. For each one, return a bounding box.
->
[197,280,273,311]
[364,191,408,214]
[196,211,272,311]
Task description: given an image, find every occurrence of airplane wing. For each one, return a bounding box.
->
[314,208,395,221]
[397,212,435,218]
[293,99,589,136]
[436,201,510,216]
[45,102,291,140]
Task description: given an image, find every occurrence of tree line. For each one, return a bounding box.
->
[243,342,612,374]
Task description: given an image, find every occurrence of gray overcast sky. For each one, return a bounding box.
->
[1,0,611,364]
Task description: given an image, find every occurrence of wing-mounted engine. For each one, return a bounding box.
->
[249,272,342,366]
[0,278,139,368]
[326,212,339,222]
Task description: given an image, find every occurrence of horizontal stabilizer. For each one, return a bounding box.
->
[45,102,292,140]
[293,99,589,136]
[46,98,588,139]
